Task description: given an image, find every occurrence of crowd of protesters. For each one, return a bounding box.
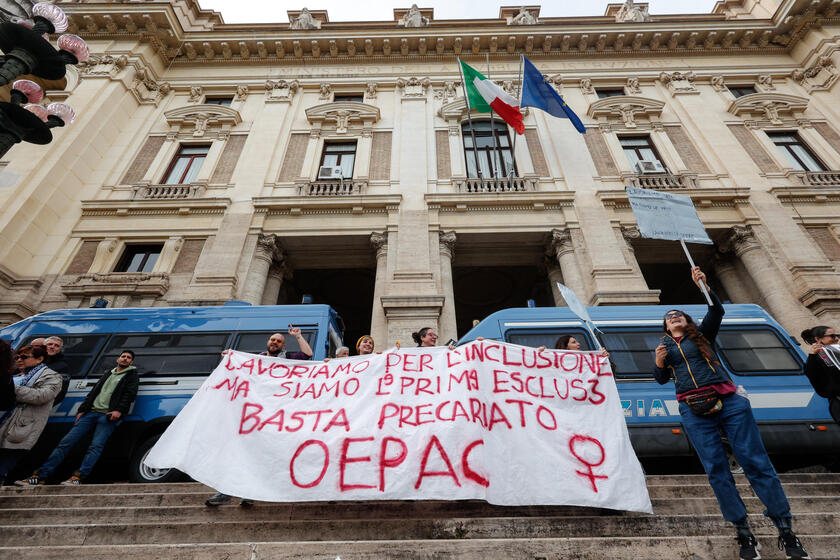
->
[1,272,835,559]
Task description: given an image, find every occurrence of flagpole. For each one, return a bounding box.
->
[509,53,525,180]
[457,57,483,184]
[486,52,502,191]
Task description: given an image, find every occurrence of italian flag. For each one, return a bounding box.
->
[460,59,524,135]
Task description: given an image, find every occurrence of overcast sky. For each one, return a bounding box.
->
[199,1,718,24]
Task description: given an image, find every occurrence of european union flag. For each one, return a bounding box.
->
[520,56,586,134]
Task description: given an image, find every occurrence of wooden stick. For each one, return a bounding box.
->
[680,239,713,305]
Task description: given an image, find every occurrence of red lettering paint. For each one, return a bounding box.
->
[461,440,489,487]
[289,439,329,488]
[378,403,399,428]
[505,398,533,427]
[536,405,557,431]
[323,408,351,432]
[339,437,376,491]
[379,436,407,491]
[488,402,512,431]
[414,435,460,489]
[588,379,606,405]
[238,402,262,434]
[569,435,608,493]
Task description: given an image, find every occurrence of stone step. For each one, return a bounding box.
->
[2,495,839,525]
[3,481,838,509]
[5,473,838,495]
[0,535,837,560]
[1,512,837,547]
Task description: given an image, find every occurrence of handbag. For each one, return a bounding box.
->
[684,386,724,416]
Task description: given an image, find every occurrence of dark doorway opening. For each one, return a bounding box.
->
[281,268,374,352]
[639,262,729,305]
[453,265,552,338]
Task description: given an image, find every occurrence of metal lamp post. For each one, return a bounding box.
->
[0,2,88,158]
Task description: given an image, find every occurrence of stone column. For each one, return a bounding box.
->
[370,232,388,345]
[619,226,647,279]
[712,252,752,304]
[549,228,587,304]
[261,261,287,306]
[546,261,566,307]
[726,226,816,335]
[438,231,457,343]
[241,234,277,305]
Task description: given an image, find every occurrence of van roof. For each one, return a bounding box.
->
[459,303,783,342]
[15,303,335,322]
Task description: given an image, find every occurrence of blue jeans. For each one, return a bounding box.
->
[679,394,792,529]
[38,412,121,479]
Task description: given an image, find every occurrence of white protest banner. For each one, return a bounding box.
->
[145,343,652,513]
[625,186,712,245]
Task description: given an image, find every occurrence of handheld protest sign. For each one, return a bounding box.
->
[626,187,713,305]
[556,282,603,350]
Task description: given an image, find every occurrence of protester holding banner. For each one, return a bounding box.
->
[801,326,840,425]
[356,335,375,355]
[653,267,809,560]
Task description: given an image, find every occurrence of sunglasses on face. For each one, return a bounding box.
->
[821,333,839,340]
[664,312,684,320]
[15,355,32,360]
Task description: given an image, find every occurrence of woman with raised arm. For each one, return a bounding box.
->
[653,266,809,560]
[801,325,840,424]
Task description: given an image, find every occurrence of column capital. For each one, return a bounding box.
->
[370,231,388,259]
[725,225,761,257]
[620,225,641,253]
[255,233,282,263]
[549,228,574,256]
[267,261,290,281]
[439,230,457,258]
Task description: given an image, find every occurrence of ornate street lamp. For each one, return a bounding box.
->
[0,2,87,157]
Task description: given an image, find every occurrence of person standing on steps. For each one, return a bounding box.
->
[653,267,810,560]
[16,350,138,486]
[801,325,840,425]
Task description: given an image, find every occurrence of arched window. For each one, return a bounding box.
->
[461,120,517,179]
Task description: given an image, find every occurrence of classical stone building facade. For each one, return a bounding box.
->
[2,0,840,347]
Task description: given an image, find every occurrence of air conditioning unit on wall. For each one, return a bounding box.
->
[636,160,666,174]
[318,166,343,180]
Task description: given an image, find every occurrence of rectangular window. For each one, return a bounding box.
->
[114,244,163,273]
[728,86,757,98]
[506,329,592,351]
[320,142,357,179]
[716,329,802,375]
[333,94,364,103]
[234,331,316,355]
[599,329,664,379]
[89,332,232,377]
[620,136,666,172]
[767,132,826,172]
[204,97,233,106]
[22,334,107,378]
[596,88,625,99]
[462,121,517,178]
[162,144,209,184]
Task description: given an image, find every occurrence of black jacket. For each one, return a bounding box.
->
[0,374,14,410]
[804,353,840,399]
[79,366,139,415]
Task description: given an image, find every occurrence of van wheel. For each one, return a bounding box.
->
[128,434,184,483]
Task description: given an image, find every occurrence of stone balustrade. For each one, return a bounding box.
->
[298,180,367,196]
[798,170,840,187]
[454,177,537,193]
[626,173,696,189]
[132,184,206,200]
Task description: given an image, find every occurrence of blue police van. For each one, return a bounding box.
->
[0,302,343,482]
[458,303,840,462]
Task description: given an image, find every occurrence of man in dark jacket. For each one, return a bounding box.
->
[44,336,71,405]
[16,350,139,486]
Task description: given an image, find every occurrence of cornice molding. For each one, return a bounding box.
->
[305,102,381,135]
[252,194,403,217]
[425,191,576,212]
[164,104,242,137]
[79,198,231,218]
[727,92,809,125]
[60,0,838,66]
[598,187,751,208]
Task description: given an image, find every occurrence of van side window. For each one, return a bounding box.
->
[506,330,591,350]
[234,331,316,355]
[89,333,231,377]
[716,328,801,374]
[599,329,664,379]
[23,335,106,378]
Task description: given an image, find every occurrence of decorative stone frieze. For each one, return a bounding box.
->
[506,7,539,25]
[710,75,727,92]
[365,82,378,99]
[434,81,457,101]
[164,105,242,138]
[757,74,776,91]
[305,102,381,135]
[319,83,332,100]
[396,4,430,27]
[626,77,641,94]
[188,86,202,103]
[580,78,594,94]
[727,92,809,125]
[587,96,665,129]
[265,79,299,102]
[792,55,839,92]
[77,54,127,78]
[235,85,248,101]
[659,71,697,95]
[130,67,171,105]
[397,77,431,98]
[61,272,170,301]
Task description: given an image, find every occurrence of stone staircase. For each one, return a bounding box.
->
[1,474,838,559]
